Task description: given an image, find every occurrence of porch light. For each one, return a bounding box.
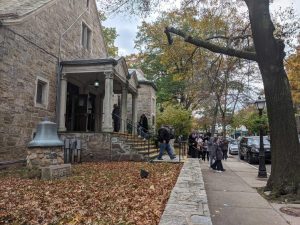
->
[94,80,100,87]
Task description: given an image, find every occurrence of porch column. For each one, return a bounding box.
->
[95,94,101,132]
[120,84,128,132]
[132,93,138,135]
[58,75,67,131]
[102,72,114,132]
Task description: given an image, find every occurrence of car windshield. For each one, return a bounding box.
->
[251,138,270,146]
[231,140,238,145]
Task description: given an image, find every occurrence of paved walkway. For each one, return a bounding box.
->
[159,157,299,225]
[200,157,300,225]
[159,159,212,225]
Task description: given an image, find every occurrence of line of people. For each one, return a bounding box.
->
[188,132,229,172]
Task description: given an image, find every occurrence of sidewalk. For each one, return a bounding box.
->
[200,157,300,225]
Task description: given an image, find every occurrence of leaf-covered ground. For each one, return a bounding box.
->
[0,162,182,225]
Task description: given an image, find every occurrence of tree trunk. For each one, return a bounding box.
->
[246,0,300,195]
[211,101,218,135]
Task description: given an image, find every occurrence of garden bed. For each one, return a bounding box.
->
[0,162,182,225]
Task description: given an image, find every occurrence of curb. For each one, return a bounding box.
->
[159,158,212,225]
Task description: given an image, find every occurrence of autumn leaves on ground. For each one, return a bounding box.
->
[0,162,182,225]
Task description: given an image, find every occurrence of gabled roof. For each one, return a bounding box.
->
[128,69,157,91]
[0,0,53,20]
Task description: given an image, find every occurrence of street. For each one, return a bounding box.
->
[229,154,272,175]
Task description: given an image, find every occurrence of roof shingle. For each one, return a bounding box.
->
[0,0,52,19]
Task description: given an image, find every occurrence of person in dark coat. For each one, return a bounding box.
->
[188,131,197,158]
[211,137,225,172]
[157,125,176,160]
[138,114,149,140]
[112,104,120,132]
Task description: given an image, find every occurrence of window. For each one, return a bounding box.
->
[82,23,91,50]
[86,0,90,8]
[35,77,49,108]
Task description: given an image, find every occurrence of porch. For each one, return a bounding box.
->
[58,57,139,133]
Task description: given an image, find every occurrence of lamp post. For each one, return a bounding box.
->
[254,96,267,178]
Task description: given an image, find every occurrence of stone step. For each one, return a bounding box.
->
[136,148,159,155]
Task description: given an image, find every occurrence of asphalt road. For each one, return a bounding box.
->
[228,153,272,174]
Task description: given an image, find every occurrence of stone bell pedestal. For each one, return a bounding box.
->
[27,120,71,180]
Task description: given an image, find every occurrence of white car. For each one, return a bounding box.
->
[229,140,239,155]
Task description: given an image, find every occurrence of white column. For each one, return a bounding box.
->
[58,75,67,131]
[132,93,138,135]
[120,84,128,132]
[102,72,114,132]
[95,94,101,132]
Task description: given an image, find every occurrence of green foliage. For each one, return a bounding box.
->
[156,104,192,137]
[231,106,269,134]
[99,12,119,57]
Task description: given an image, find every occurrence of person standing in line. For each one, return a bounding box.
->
[221,138,229,160]
[188,131,197,158]
[157,125,176,160]
[206,132,215,166]
[138,114,148,140]
[196,134,203,159]
[211,137,226,172]
[112,104,120,132]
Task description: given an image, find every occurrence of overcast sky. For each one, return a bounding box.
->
[102,0,300,56]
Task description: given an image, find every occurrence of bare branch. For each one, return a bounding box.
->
[165,26,258,61]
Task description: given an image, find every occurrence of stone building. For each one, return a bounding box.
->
[128,69,157,132]
[0,0,151,162]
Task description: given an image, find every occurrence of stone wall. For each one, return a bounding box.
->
[0,0,107,161]
[59,133,144,162]
[127,84,156,131]
[59,133,111,162]
[27,147,64,168]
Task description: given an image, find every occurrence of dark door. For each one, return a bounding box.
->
[66,83,79,131]
[75,94,88,131]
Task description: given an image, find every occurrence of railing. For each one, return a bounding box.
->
[112,114,158,161]
[178,140,188,162]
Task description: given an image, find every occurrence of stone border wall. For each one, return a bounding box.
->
[159,158,212,225]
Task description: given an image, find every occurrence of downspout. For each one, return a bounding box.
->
[56,8,89,123]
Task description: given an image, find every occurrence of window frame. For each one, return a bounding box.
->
[34,76,49,109]
[81,21,92,50]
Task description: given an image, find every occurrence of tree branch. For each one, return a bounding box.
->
[165,26,258,62]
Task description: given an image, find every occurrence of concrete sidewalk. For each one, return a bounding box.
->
[200,157,300,225]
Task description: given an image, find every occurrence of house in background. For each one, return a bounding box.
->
[0,0,156,163]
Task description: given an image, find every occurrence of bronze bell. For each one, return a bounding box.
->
[28,120,64,147]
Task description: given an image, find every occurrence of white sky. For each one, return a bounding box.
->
[102,0,300,56]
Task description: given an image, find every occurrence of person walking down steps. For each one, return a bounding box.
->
[157,125,176,160]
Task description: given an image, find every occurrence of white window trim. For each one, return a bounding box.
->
[34,76,49,109]
[81,20,93,51]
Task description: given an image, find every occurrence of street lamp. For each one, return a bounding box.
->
[254,96,267,178]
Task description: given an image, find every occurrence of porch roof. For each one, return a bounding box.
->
[60,57,138,94]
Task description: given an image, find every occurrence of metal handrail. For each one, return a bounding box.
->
[112,113,157,161]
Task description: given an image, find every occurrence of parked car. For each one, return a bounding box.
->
[238,136,271,164]
[228,140,239,155]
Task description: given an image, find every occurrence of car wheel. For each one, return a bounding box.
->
[239,152,244,160]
